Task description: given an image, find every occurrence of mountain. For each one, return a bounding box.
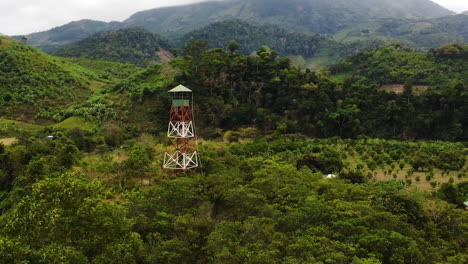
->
[12,19,120,52]
[124,0,454,37]
[13,0,455,53]
[52,28,172,66]
[0,36,93,121]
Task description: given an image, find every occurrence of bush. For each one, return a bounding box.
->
[223,130,240,142]
[239,127,259,139]
[297,148,344,173]
[339,170,367,184]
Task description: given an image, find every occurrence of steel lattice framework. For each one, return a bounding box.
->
[163,85,199,173]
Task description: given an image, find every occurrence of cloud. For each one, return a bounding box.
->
[1,0,467,35]
[431,0,468,12]
[0,0,206,35]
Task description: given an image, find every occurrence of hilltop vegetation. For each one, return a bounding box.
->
[72,42,465,141]
[1,35,466,140]
[52,29,171,66]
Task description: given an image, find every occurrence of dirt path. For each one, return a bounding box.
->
[0,138,17,145]
[380,84,430,94]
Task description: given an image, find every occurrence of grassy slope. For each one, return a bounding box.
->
[0,36,94,121]
[51,117,94,131]
[64,58,143,84]
[0,36,145,135]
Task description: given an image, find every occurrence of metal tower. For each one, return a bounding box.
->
[163,85,199,172]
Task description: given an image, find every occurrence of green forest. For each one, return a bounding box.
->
[0,34,467,264]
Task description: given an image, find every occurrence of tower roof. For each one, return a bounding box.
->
[168,85,192,93]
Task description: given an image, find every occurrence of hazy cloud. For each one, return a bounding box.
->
[0,0,206,35]
[0,0,467,36]
[431,0,468,13]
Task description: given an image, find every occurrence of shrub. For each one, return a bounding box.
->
[223,130,240,143]
[339,170,367,184]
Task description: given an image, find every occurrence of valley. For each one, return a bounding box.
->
[0,0,467,263]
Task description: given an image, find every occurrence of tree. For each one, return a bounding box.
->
[340,170,367,184]
[228,41,240,53]
[2,173,141,262]
[122,145,152,185]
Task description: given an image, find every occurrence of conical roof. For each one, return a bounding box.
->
[168,84,192,93]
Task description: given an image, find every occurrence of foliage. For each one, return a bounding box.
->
[0,129,467,263]
[330,44,468,87]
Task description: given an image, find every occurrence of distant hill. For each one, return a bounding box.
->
[374,14,468,48]
[125,0,454,37]
[12,19,120,52]
[182,20,336,57]
[0,36,94,121]
[13,0,456,53]
[182,20,386,68]
[52,28,172,66]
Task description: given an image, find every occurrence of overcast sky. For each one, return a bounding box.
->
[0,0,467,35]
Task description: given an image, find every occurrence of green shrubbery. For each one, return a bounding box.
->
[0,130,466,263]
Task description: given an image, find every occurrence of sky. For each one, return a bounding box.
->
[0,0,467,35]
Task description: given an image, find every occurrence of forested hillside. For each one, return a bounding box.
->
[45,42,463,141]
[374,14,468,48]
[329,43,468,87]
[52,29,172,66]
[182,19,385,66]
[125,0,453,37]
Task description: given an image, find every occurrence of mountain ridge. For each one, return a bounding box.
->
[13,0,457,53]
[12,19,120,52]
[124,0,455,37]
